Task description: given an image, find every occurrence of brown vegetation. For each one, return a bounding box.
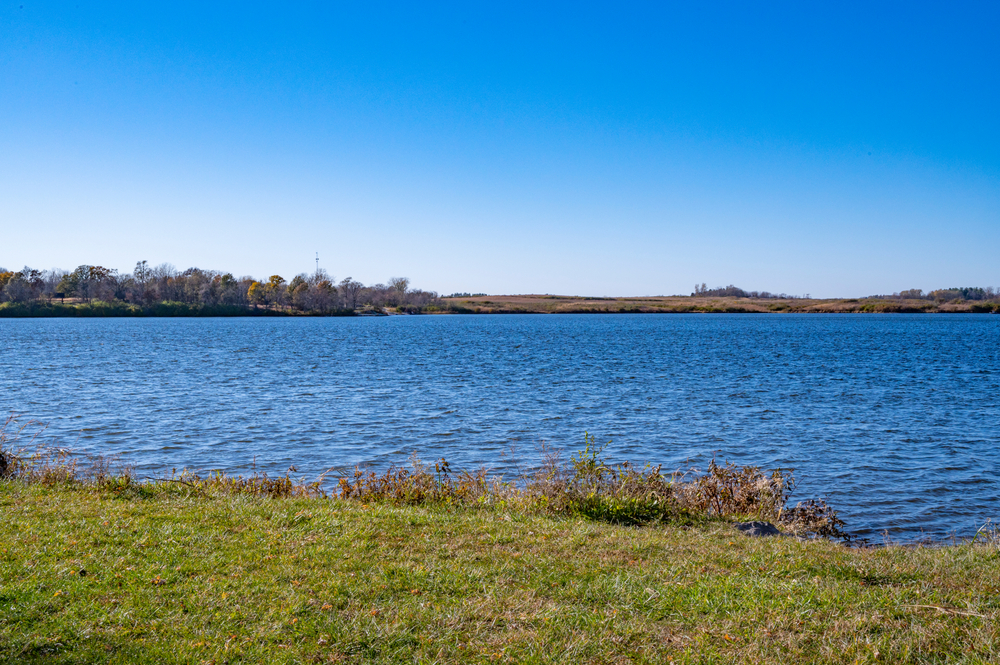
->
[440,293,1000,314]
[1,419,849,540]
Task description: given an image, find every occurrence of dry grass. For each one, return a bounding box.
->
[0,420,857,542]
[328,435,851,540]
[439,294,998,314]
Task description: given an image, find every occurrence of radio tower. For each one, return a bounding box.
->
[315,252,319,277]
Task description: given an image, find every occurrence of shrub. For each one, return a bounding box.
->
[1,416,852,539]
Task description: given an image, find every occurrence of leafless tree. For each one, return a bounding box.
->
[339,277,364,310]
[42,269,67,298]
[388,277,410,306]
[364,283,390,308]
[304,270,337,311]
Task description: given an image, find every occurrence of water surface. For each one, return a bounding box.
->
[2,314,997,540]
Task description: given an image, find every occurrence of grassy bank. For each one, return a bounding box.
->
[439,294,1000,314]
[3,479,999,664]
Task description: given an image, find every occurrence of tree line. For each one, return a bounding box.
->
[0,262,443,314]
[692,283,998,303]
[893,287,998,302]
[692,284,807,299]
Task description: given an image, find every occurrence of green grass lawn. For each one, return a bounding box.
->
[2,482,999,664]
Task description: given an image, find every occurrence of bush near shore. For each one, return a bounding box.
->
[3,426,1000,663]
[0,428,847,538]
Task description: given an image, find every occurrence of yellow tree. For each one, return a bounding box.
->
[265,275,286,307]
[247,281,263,307]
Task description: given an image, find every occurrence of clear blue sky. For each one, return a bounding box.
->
[2,1,997,297]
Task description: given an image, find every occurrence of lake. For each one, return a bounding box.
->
[2,313,998,540]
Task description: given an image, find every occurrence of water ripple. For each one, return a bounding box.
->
[1,313,998,540]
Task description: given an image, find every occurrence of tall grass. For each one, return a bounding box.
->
[2,419,849,539]
[330,434,849,538]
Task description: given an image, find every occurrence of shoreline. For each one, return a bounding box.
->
[4,431,997,661]
[1,296,998,317]
[438,294,1000,315]
[1,434,992,546]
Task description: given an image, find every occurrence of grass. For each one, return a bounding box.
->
[2,424,998,663]
[3,481,1000,664]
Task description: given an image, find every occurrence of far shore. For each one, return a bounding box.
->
[1,294,998,317]
[439,294,1000,314]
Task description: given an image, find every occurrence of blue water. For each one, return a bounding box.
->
[1,314,998,540]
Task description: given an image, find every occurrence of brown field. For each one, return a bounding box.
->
[439,294,998,314]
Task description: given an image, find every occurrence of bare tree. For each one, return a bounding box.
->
[134,260,151,287]
[42,269,67,298]
[338,277,364,310]
[388,276,410,306]
[305,270,336,311]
